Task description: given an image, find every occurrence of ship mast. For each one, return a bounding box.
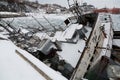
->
[68,0,82,16]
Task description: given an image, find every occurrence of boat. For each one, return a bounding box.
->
[0,0,118,80]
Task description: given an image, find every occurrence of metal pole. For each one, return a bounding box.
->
[31,16,47,30]
[43,16,56,31]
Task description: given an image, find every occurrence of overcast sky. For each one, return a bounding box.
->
[29,0,120,8]
[83,0,120,8]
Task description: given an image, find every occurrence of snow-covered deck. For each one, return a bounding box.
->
[57,39,85,68]
[0,34,67,80]
[35,23,91,68]
[57,26,92,68]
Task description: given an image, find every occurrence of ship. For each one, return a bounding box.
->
[0,0,120,80]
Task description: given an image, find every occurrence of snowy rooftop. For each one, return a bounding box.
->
[53,24,83,41]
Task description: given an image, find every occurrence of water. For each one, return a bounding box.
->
[2,14,68,32]
[111,14,120,31]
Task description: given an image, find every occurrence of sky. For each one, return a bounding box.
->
[83,0,120,8]
[29,0,120,8]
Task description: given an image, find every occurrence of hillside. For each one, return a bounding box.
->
[0,0,68,13]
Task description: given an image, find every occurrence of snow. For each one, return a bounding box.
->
[56,26,91,67]
[0,40,46,80]
[21,28,29,33]
[33,23,84,67]
[35,32,50,40]
[16,45,67,80]
[113,39,120,47]
[111,14,120,31]
[35,23,83,42]
[53,24,83,41]
[63,24,82,39]
[98,14,120,58]
[100,22,112,57]
[0,12,20,15]
[0,34,67,80]
[1,11,106,79]
[35,24,89,68]
[26,13,72,20]
[93,20,113,66]
[57,39,85,68]
[0,34,8,40]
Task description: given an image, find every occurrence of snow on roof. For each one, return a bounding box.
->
[0,34,67,80]
[63,24,82,39]
[35,24,83,42]
[52,31,63,40]
[53,24,83,41]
